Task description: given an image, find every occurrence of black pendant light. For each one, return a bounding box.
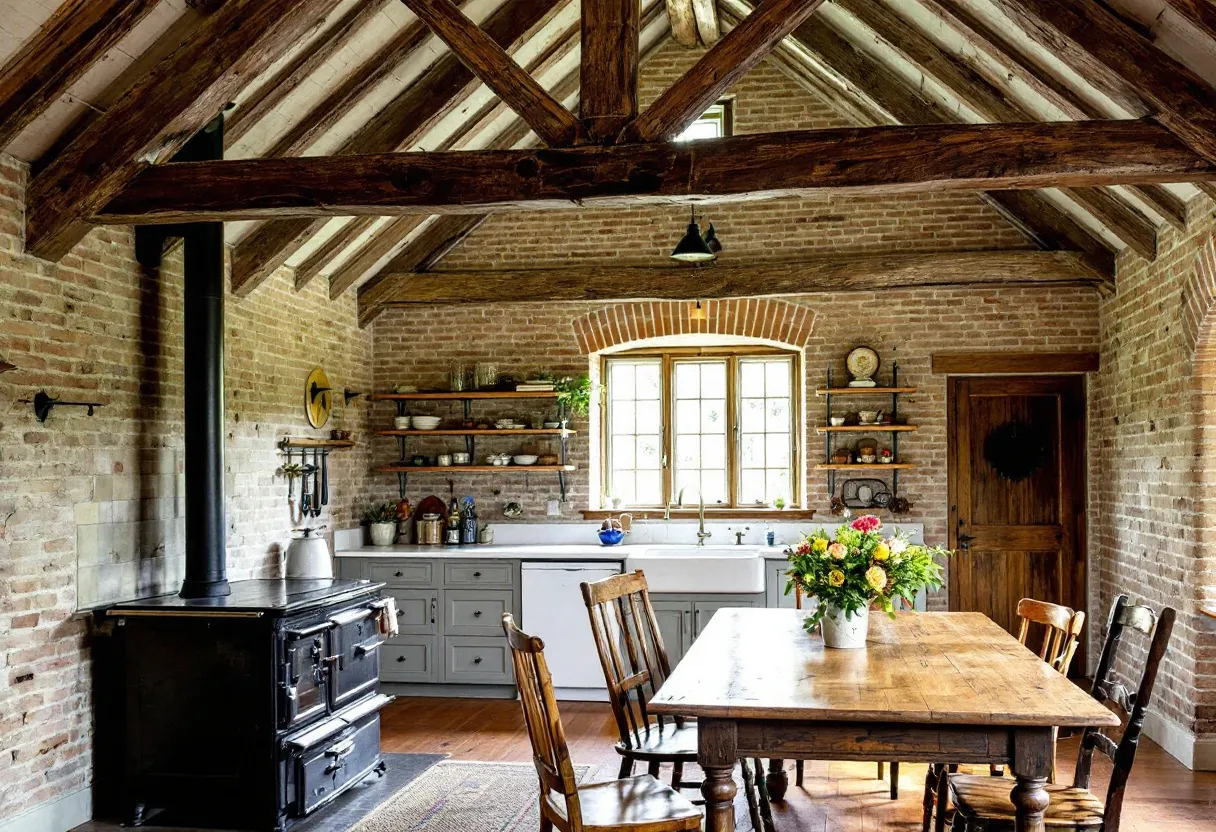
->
[670,207,717,263]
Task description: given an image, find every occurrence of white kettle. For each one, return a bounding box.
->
[284,526,333,579]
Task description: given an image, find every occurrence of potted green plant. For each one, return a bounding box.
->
[362,501,399,546]
[553,374,591,424]
[784,515,951,648]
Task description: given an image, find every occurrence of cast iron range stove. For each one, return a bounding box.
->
[93,116,391,831]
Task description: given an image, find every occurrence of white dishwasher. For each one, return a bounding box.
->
[521,561,622,701]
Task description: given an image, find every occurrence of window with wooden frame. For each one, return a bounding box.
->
[674,99,734,142]
[601,346,800,509]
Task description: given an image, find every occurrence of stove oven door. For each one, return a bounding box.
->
[326,602,384,712]
[280,619,333,730]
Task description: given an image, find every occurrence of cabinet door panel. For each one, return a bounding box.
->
[444,590,514,636]
[391,589,438,635]
[382,637,437,683]
[649,600,690,669]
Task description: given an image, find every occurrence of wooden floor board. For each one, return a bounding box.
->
[383,696,1216,830]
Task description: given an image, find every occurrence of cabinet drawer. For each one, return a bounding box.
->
[443,590,514,636]
[442,636,513,684]
[390,589,438,635]
[368,560,434,586]
[444,561,514,587]
[381,637,437,683]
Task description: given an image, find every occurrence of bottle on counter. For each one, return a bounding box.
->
[461,497,478,545]
[445,497,461,545]
[396,497,414,544]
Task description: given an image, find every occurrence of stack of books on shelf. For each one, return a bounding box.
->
[515,380,555,392]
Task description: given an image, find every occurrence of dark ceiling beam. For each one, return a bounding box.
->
[991,0,1216,165]
[97,121,1216,224]
[400,0,584,147]
[294,217,378,291]
[227,0,563,295]
[624,0,827,141]
[25,0,340,261]
[225,0,393,148]
[1161,0,1216,43]
[580,0,639,141]
[0,0,162,150]
[985,191,1116,283]
[364,250,1107,305]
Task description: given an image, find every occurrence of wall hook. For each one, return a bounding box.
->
[25,391,104,422]
[343,389,363,405]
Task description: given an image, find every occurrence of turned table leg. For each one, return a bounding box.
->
[766,759,789,801]
[1011,728,1053,832]
[699,719,738,832]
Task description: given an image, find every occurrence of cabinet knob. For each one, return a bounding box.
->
[396,656,405,663]
[394,571,403,577]
[473,656,482,664]
[473,610,482,617]
[396,609,403,617]
[473,571,481,577]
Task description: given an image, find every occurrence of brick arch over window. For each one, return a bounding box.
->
[1183,234,1216,365]
[572,299,816,354]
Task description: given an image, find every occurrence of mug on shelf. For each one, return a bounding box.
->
[437,454,453,466]
[453,452,471,465]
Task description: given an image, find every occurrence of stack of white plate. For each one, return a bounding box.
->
[411,416,442,430]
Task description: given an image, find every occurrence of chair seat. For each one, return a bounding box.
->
[545,774,703,831]
[949,774,1105,829]
[616,723,699,761]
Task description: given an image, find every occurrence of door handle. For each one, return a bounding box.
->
[430,597,436,623]
[957,533,976,550]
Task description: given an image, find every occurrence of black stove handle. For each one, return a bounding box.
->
[285,621,334,639]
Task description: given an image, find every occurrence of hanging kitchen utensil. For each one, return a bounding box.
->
[312,447,322,517]
[305,367,333,428]
[320,449,329,507]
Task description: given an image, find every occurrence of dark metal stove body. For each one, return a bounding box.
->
[97,579,392,830]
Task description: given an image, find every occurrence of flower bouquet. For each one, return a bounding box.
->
[784,515,950,648]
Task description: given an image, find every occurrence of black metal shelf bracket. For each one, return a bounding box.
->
[26,391,103,423]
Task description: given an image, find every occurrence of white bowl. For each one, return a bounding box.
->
[393,417,411,429]
[513,455,539,466]
[543,421,561,429]
[411,416,442,430]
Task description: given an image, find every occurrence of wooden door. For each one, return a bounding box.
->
[948,376,1086,672]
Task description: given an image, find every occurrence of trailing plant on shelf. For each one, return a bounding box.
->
[553,374,591,419]
[784,515,951,648]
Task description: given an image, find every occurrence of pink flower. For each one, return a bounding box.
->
[851,515,882,533]
[827,542,847,559]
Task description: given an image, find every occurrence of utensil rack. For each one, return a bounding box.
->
[815,362,917,504]
[370,391,576,500]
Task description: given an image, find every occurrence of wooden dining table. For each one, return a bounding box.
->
[648,608,1120,832]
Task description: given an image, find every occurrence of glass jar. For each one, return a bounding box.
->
[475,362,498,390]
[448,362,467,392]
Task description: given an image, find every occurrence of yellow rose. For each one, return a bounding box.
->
[828,542,847,559]
[828,569,845,587]
[865,565,887,592]
[812,537,828,554]
[872,543,890,562]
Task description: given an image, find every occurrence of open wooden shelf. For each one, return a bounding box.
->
[815,463,916,471]
[815,425,918,434]
[377,464,576,474]
[279,438,356,449]
[815,387,917,396]
[371,390,558,401]
[376,428,573,437]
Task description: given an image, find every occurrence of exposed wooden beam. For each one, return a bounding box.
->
[931,351,1100,375]
[992,0,1216,164]
[1160,0,1216,43]
[625,0,827,141]
[294,217,378,291]
[401,0,584,147]
[0,0,162,151]
[985,191,1116,283]
[225,0,392,148]
[228,0,561,294]
[25,0,340,261]
[1128,183,1189,229]
[100,121,1216,224]
[1064,187,1156,261]
[367,251,1106,305]
[691,0,720,45]
[327,216,429,298]
[666,0,699,47]
[580,0,639,140]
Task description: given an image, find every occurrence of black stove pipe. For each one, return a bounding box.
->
[134,116,231,598]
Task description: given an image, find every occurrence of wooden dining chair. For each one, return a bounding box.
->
[924,597,1087,832]
[581,571,775,832]
[502,613,703,832]
[794,585,899,800]
[946,594,1175,832]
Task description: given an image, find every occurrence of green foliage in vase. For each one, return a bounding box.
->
[553,374,592,417]
[361,501,399,524]
[784,514,951,632]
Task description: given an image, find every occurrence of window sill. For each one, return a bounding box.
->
[582,509,816,521]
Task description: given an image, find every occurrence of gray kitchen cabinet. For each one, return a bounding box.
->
[651,593,764,668]
[443,589,514,636]
[391,588,439,635]
[444,561,514,588]
[368,559,434,586]
[381,636,438,683]
[766,559,799,610]
[443,636,514,684]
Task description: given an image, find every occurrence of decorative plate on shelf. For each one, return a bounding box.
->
[846,346,879,387]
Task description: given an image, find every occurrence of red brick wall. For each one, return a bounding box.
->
[0,153,373,823]
[1092,199,1216,753]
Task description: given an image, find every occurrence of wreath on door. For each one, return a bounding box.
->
[983,420,1049,482]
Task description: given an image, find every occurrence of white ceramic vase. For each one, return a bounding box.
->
[369,522,397,546]
[821,603,869,649]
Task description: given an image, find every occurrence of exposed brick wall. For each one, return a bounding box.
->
[573,299,817,354]
[1091,197,1216,745]
[0,152,372,823]
[437,43,1031,272]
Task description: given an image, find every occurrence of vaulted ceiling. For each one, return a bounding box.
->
[1,0,1214,325]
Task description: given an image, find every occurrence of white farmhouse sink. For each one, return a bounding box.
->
[624,546,765,593]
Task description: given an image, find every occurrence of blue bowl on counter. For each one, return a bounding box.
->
[598,528,625,546]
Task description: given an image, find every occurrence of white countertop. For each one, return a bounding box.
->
[335,543,793,560]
